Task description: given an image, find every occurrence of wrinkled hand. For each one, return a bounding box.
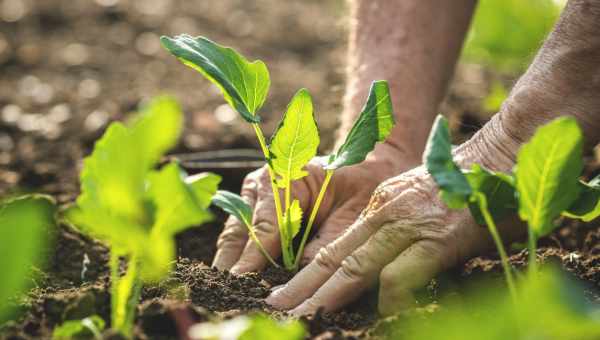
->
[212,143,415,274]
[266,137,523,316]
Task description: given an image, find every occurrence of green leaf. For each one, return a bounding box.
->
[52,315,105,340]
[130,96,183,170]
[240,314,305,340]
[424,115,472,209]
[211,190,254,228]
[465,164,517,224]
[325,80,394,170]
[79,122,147,225]
[189,314,305,340]
[516,117,583,236]
[160,35,268,123]
[281,200,303,268]
[148,163,216,237]
[0,195,55,323]
[269,89,320,187]
[144,164,218,281]
[187,172,223,209]
[563,175,600,222]
[282,200,303,245]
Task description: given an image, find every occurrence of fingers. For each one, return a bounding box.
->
[231,170,315,274]
[266,199,397,310]
[299,202,365,264]
[289,221,415,315]
[378,240,445,316]
[212,216,250,270]
[212,175,258,270]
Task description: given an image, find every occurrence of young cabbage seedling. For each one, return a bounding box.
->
[514,117,584,274]
[426,115,600,292]
[161,35,394,271]
[65,96,221,337]
[0,195,56,323]
[425,115,518,302]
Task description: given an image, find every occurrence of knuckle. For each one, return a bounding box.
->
[372,224,413,252]
[314,244,341,272]
[252,221,277,236]
[340,252,369,280]
[379,266,398,291]
[216,227,246,249]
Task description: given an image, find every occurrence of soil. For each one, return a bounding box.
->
[1,1,600,339]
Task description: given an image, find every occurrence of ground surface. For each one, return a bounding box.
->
[1,1,600,339]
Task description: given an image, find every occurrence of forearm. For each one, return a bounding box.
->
[458,0,600,171]
[340,0,477,162]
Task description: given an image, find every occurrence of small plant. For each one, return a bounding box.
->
[188,313,305,340]
[65,96,221,337]
[161,35,395,271]
[0,195,56,323]
[52,315,105,340]
[425,115,600,300]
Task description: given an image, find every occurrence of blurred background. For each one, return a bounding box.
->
[0,0,564,201]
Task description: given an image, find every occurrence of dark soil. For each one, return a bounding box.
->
[1,0,600,339]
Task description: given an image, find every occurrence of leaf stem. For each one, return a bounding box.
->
[293,169,334,270]
[112,254,142,337]
[241,217,280,268]
[252,123,284,229]
[528,227,538,276]
[475,193,517,304]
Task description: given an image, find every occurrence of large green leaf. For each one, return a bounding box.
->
[325,80,394,170]
[424,115,472,209]
[0,195,55,322]
[466,164,517,224]
[563,175,600,222]
[160,35,268,123]
[187,172,223,209]
[212,190,254,229]
[77,96,183,226]
[130,96,183,170]
[516,117,583,236]
[148,163,217,237]
[269,89,320,187]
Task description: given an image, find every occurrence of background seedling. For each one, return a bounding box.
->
[0,195,56,323]
[425,115,600,298]
[162,35,394,271]
[65,96,220,336]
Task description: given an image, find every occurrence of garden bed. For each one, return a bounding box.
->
[2,1,600,339]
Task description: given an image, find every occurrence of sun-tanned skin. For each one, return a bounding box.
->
[213,0,600,315]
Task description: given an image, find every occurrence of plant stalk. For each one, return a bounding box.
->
[476,193,517,304]
[293,169,334,270]
[528,227,538,276]
[252,123,284,230]
[112,254,142,337]
[241,217,280,268]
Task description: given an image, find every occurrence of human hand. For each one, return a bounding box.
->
[211,142,417,274]
[266,122,524,316]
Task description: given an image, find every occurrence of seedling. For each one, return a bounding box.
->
[161,35,394,271]
[65,96,221,337]
[0,195,56,323]
[189,314,305,340]
[53,315,105,340]
[425,115,518,301]
[425,115,600,299]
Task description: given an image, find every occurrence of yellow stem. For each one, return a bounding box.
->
[476,193,518,304]
[293,169,334,269]
[252,123,284,230]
